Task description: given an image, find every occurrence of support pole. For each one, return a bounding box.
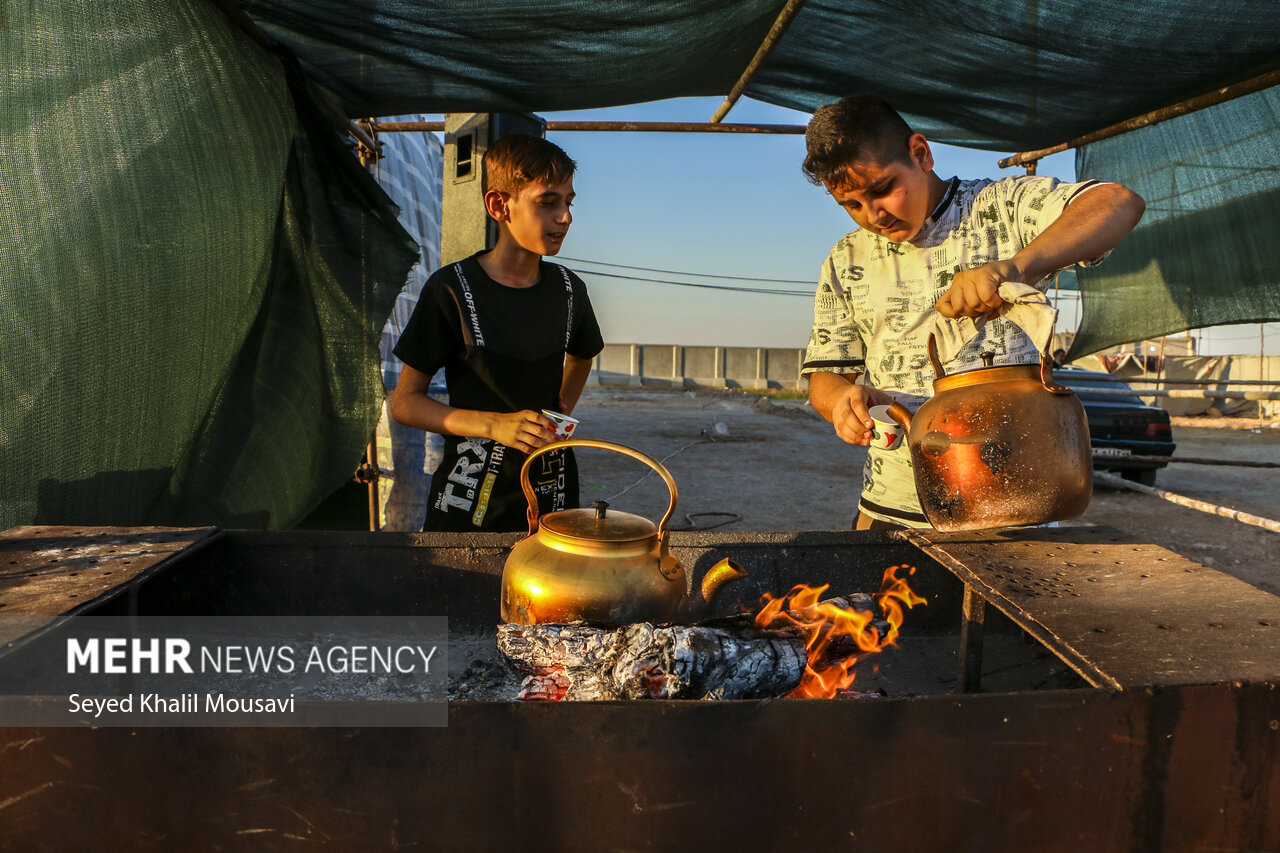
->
[364,441,381,532]
[957,585,987,693]
[999,67,1280,168]
[372,120,805,135]
[1093,471,1280,533]
[709,0,808,123]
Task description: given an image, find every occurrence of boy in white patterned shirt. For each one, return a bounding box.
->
[801,94,1145,529]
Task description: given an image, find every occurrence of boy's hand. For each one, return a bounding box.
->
[830,383,895,446]
[491,410,557,454]
[936,259,1022,318]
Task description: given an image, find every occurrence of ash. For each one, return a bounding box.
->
[448,632,523,701]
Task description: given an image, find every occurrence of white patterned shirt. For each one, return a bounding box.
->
[802,174,1109,525]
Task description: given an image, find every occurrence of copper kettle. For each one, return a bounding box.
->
[885,338,1092,531]
[500,439,745,626]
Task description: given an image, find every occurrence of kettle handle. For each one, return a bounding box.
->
[927,334,946,381]
[1039,351,1074,395]
[519,438,680,541]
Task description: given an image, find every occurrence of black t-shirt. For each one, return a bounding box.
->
[392,253,604,532]
[394,253,604,411]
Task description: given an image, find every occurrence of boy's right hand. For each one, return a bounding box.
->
[830,383,895,446]
[490,410,558,454]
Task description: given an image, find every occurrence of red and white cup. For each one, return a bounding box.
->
[867,404,904,450]
[541,409,580,440]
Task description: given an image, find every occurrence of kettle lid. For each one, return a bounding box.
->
[540,500,658,542]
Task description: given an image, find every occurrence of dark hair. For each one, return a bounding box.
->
[802,95,915,188]
[484,134,576,197]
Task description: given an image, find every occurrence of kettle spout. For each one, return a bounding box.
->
[699,558,748,607]
[676,558,748,623]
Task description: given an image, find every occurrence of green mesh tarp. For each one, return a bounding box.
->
[241,0,787,119]
[751,0,1280,151]
[0,0,418,530]
[1070,87,1280,357]
[239,0,1280,152]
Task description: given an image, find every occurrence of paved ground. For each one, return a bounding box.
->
[570,386,1280,596]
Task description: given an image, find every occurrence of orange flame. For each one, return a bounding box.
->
[753,565,927,698]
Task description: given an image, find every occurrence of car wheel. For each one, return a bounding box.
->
[1121,468,1158,487]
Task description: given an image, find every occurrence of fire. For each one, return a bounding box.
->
[753,564,926,698]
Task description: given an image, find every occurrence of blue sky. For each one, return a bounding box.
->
[538,96,1081,349]
[421,96,1271,356]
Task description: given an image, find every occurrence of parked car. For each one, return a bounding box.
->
[1055,368,1176,486]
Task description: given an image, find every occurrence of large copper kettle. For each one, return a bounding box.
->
[885,339,1092,531]
[500,439,744,626]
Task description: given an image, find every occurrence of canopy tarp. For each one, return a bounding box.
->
[240,0,1280,152]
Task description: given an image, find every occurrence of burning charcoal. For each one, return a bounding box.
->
[497,624,624,702]
[610,623,806,700]
[819,592,875,612]
[833,687,889,700]
[496,622,806,701]
[753,567,926,698]
[496,623,619,671]
[496,568,925,702]
[515,666,573,701]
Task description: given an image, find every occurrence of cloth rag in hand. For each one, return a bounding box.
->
[930,282,1058,366]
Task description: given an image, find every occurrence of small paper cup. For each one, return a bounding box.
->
[867,404,904,450]
[541,409,580,439]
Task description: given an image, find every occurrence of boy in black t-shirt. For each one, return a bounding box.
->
[391,135,604,532]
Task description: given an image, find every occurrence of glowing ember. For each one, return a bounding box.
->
[753,565,927,698]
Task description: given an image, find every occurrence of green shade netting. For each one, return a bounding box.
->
[241,0,1280,151]
[0,0,418,530]
[1070,87,1280,358]
[242,0,786,121]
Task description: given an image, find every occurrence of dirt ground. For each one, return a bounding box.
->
[569,385,1280,596]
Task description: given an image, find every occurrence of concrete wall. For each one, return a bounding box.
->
[593,343,806,390]
[593,347,1280,414]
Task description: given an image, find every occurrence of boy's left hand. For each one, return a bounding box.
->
[936,259,1021,318]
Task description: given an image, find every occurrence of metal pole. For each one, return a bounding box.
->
[1122,377,1280,387]
[1101,455,1280,468]
[999,67,1280,168]
[1069,387,1280,400]
[1157,335,1167,400]
[352,119,381,165]
[1094,471,1280,534]
[709,0,808,124]
[371,120,806,135]
[957,585,987,694]
[366,441,381,532]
